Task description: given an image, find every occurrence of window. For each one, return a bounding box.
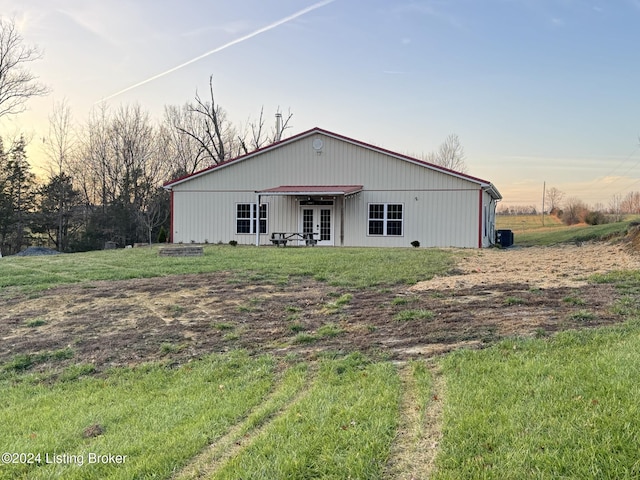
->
[368,203,403,236]
[236,203,267,234]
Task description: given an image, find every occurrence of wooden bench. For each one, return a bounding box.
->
[158,246,204,257]
[270,233,317,247]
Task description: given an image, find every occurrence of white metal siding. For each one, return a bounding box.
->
[170,133,489,248]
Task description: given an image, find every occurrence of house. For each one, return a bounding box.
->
[162,127,502,248]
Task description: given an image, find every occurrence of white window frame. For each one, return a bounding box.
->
[236,203,268,235]
[367,203,404,237]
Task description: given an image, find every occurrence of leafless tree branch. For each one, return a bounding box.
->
[0,18,49,118]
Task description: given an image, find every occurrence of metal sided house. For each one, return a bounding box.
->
[162,127,502,248]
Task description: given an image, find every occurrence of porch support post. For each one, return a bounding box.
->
[255,193,261,246]
[340,195,345,246]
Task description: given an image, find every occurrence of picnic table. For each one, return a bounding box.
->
[270,232,317,247]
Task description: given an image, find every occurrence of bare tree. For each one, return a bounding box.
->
[621,191,640,214]
[169,76,294,170]
[44,100,75,175]
[73,104,170,246]
[0,17,49,118]
[75,103,113,208]
[173,75,238,165]
[545,187,565,214]
[424,134,468,173]
[239,106,294,154]
[163,103,215,176]
[562,197,588,225]
[42,100,76,250]
[137,188,169,245]
[608,194,623,221]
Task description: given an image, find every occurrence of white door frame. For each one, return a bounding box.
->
[299,204,334,246]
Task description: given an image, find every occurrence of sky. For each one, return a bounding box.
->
[1,0,640,210]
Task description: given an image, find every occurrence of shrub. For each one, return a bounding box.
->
[561,197,589,225]
[585,211,607,225]
[157,226,167,243]
[411,240,420,248]
[229,240,238,246]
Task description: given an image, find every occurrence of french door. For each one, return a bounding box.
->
[300,206,333,246]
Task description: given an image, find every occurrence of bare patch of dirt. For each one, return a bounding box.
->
[0,242,635,371]
[411,242,640,291]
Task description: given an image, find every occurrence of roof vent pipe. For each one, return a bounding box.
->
[275,113,282,142]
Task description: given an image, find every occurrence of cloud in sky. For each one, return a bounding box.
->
[97,0,337,103]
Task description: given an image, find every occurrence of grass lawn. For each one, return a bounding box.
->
[0,245,455,291]
[2,239,640,478]
[0,351,275,479]
[435,321,640,479]
[0,353,401,480]
[433,270,640,479]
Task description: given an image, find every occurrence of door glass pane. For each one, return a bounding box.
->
[320,209,331,241]
[303,209,313,234]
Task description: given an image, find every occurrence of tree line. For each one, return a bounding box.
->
[0,94,292,255]
[0,13,293,255]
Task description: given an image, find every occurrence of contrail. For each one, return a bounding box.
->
[97,0,336,103]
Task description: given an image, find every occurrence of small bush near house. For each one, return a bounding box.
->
[157,226,167,243]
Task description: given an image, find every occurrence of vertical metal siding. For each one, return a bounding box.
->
[171,134,490,247]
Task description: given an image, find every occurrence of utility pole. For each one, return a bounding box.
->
[542,181,546,226]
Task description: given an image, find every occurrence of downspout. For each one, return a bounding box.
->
[478,189,483,248]
[168,188,174,243]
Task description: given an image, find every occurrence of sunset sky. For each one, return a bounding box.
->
[1,0,640,209]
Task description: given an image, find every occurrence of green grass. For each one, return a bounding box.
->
[392,295,419,306]
[0,351,275,480]
[213,353,401,479]
[496,216,634,247]
[323,293,353,313]
[3,347,75,373]
[503,296,525,306]
[434,321,640,479]
[0,245,454,292]
[394,309,435,321]
[24,318,47,328]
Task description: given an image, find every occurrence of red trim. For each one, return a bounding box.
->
[163,127,498,191]
[170,190,174,243]
[478,189,483,248]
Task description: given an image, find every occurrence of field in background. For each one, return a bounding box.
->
[496,213,564,231]
[497,215,637,247]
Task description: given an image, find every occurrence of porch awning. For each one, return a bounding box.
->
[256,185,363,197]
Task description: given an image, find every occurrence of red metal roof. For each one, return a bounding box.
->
[257,185,363,195]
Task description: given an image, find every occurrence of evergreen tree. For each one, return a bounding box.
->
[0,137,36,253]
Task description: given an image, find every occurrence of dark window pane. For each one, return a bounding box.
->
[369,220,384,235]
[237,220,251,233]
[387,204,402,219]
[237,204,251,218]
[369,204,384,219]
[387,220,402,236]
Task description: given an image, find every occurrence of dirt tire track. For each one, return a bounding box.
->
[171,364,313,480]
[385,362,445,480]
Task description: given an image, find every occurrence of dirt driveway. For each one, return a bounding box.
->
[1,242,637,371]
